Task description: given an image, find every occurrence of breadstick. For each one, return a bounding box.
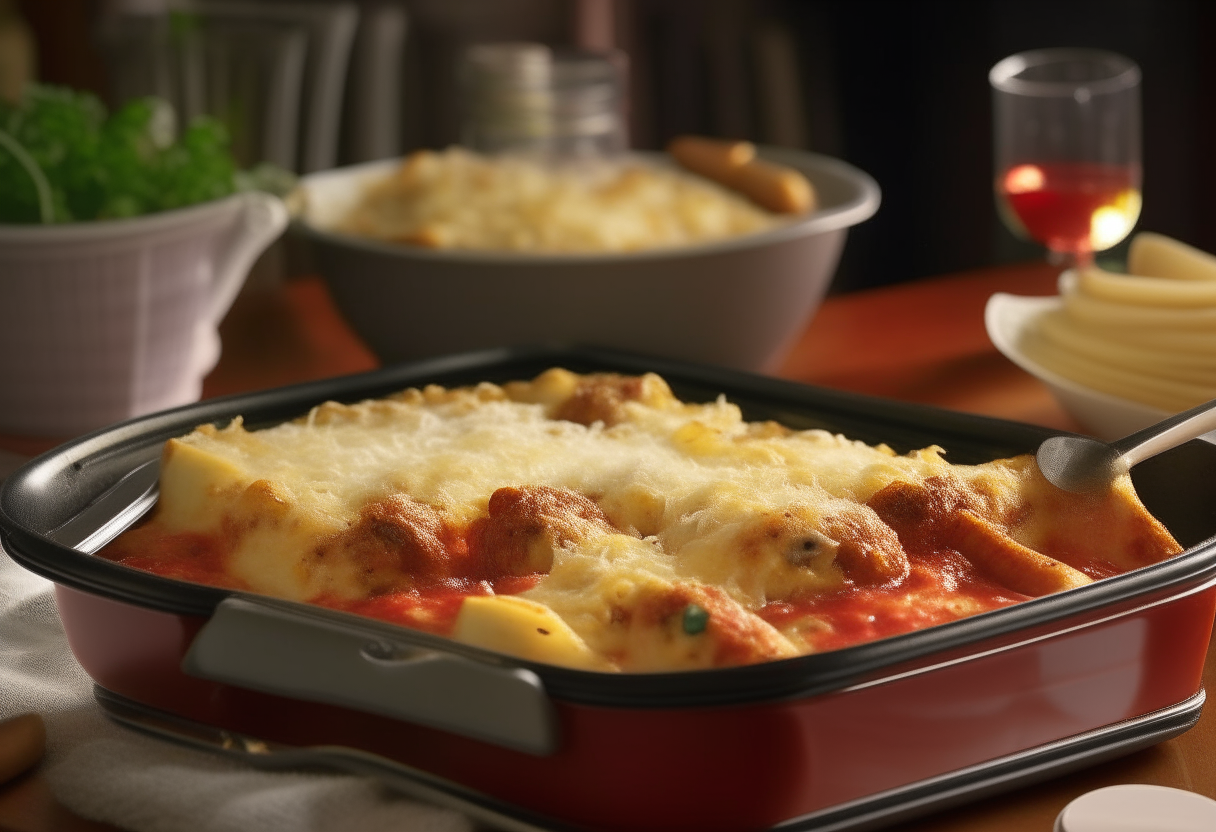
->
[0,713,45,785]
[667,135,756,182]
[667,135,816,214]
[726,157,816,215]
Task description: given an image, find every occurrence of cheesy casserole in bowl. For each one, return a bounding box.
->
[329,146,784,254]
[288,148,880,372]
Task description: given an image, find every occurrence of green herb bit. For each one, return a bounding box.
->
[0,83,240,224]
[682,603,710,636]
[0,127,53,223]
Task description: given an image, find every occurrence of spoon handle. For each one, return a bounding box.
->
[1111,397,1216,468]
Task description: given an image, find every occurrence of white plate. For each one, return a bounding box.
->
[1055,784,1216,832]
[984,292,1170,441]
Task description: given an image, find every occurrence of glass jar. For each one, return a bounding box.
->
[459,42,626,160]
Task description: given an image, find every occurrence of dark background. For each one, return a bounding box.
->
[15,0,1216,293]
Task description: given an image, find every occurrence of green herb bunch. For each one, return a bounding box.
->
[0,84,237,223]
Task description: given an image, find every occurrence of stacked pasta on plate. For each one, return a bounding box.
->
[1021,233,1216,413]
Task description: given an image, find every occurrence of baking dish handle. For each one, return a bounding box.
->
[182,595,559,756]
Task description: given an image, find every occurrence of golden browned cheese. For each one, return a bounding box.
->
[330,147,782,253]
[100,370,1183,672]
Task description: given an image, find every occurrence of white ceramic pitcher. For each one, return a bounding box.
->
[0,190,288,437]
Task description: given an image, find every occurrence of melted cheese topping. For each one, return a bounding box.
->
[333,148,781,253]
[101,369,1182,672]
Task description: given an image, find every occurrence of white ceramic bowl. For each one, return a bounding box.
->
[290,148,880,372]
[984,291,1170,440]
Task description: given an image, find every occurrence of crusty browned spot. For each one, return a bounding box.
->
[229,480,292,531]
[634,583,797,667]
[947,510,1091,596]
[553,374,647,426]
[321,496,465,592]
[869,477,1093,597]
[867,476,982,553]
[726,507,907,586]
[819,509,910,585]
[467,485,619,578]
[734,510,826,564]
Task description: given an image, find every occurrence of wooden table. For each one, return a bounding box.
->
[2,260,1212,832]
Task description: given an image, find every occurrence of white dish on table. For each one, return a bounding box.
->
[984,291,1170,440]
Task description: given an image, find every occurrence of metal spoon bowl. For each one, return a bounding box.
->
[1037,397,1216,493]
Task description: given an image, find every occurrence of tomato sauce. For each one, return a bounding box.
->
[101,527,246,591]
[316,573,543,636]
[759,549,1030,653]
[100,523,545,638]
[98,497,1132,661]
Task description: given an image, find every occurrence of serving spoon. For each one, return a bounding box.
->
[1036,398,1216,493]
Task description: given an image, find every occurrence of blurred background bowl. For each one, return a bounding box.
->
[289,147,879,372]
[984,291,1170,440]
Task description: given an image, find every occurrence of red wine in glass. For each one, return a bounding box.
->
[996,160,1142,266]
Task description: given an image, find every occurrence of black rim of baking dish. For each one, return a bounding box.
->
[3,344,1216,710]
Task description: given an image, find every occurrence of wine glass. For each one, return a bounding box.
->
[990,48,1142,270]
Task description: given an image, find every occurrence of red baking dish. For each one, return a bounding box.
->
[3,346,1216,832]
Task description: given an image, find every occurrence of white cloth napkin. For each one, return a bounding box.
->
[0,549,475,832]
